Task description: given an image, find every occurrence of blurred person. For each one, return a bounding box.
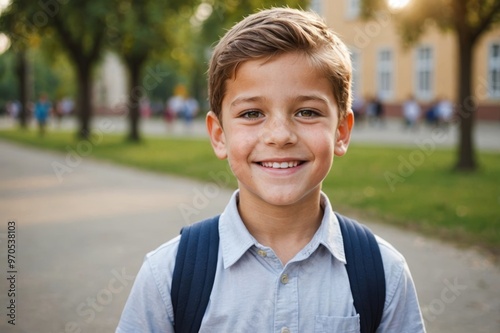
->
[34,93,52,136]
[373,96,385,127]
[436,97,454,129]
[367,95,384,127]
[182,94,199,132]
[365,95,376,124]
[165,84,186,131]
[351,96,365,125]
[60,97,74,116]
[140,98,152,118]
[6,100,21,119]
[424,98,439,127]
[402,95,421,131]
[54,99,64,128]
[54,96,74,128]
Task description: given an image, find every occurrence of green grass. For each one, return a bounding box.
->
[1,128,499,255]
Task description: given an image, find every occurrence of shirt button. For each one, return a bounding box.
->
[280,274,289,284]
[257,249,267,257]
[281,327,290,333]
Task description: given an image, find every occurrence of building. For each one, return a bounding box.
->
[93,52,128,115]
[313,0,500,121]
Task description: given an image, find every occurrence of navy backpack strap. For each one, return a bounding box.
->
[171,215,220,333]
[336,213,386,333]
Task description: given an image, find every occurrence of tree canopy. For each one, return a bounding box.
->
[0,0,310,139]
[362,0,500,171]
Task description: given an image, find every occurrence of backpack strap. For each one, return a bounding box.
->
[336,213,386,333]
[171,215,220,333]
[171,213,385,333]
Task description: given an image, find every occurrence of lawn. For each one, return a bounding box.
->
[1,128,499,255]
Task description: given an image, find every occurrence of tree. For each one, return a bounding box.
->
[0,2,37,129]
[198,0,310,46]
[362,0,500,171]
[109,0,199,142]
[174,0,310,108]
[48,1,114,139]
[1,0,115,139]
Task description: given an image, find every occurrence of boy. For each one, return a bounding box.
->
[116,8,425,332]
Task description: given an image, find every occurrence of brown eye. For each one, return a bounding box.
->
[296,109,317,118]
[243,110,263,118]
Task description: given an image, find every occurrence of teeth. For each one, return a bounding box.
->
[261,161,299,169]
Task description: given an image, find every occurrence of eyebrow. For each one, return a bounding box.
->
[293,94,330,105]
[230,94,330,108]
[230,96,265,108]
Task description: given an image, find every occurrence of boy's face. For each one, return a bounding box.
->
[207,52,353,208]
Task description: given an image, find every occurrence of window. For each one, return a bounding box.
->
[346,0,361,19]
[488,43,500,98]
[415,46,434,100]
[377,48,393,100]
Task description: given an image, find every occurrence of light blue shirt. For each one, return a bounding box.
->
[117,191,425,332]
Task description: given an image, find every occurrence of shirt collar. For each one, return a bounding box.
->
[317,193,346,264]
[219,191,255,269]
[219,190,346,269]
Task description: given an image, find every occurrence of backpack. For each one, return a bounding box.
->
[171,213,386,333]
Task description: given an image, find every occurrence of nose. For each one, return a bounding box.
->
[261,116,298,147]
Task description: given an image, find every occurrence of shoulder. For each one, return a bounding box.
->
[116,235,181,332]
[375,235,406,269]
[131,234,181,310]
[144,235,181,277]
[373,236,426,332]
[375,235,414,304]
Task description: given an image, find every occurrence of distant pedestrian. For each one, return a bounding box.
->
[6,100,21,119]
[140,98,152,118]
[373,96,385,127]
[436,98,453,129]
[367,96,384,127]
[34,93,52,136]
[182,95,199,132]
[165,85,186,131]
[60,97,74,117]
[402,95,421,131]
[352,96,365,124]
[424,99,439,127]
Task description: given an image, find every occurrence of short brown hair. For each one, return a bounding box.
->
[208,7,352,120]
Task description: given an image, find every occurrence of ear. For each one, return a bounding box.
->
[334,110,354,157]
[206,111,228,160]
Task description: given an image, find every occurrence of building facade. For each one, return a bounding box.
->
[314,0,500,120]
[93,52,128,114]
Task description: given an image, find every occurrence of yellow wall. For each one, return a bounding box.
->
[320,0,500,112]
[474,29,500,103]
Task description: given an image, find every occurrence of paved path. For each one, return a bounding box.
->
[0,123,499,332]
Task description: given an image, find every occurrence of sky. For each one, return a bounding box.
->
[0,0,11,54]
[0,0,10,13]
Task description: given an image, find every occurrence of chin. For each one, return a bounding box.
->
[258,188,318,207]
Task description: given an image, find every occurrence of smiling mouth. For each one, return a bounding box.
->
[259,161,303,169]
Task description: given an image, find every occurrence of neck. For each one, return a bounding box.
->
[238,191,323,264]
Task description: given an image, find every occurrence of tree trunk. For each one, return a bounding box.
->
[454,32,477,171]
[16,50,29,129]
[76,64,93,140]
[127,60,143,142]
